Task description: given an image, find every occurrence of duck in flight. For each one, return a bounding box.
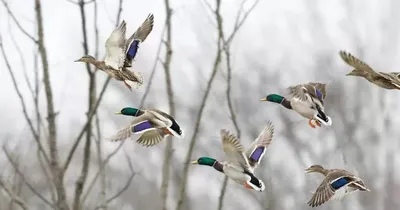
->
[75,14,154,90]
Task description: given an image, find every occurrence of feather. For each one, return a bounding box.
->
[330,177,350,189]
[104,20,127,70]
[220,129,251,172]
[132,120,155,133]
[245,122,274,169]
[124,14,154,68]
[136,129,166,147]
[107,125,131,142]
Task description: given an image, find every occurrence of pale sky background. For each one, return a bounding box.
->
[0,0,400,210]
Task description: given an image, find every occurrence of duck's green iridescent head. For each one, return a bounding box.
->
[115,107,139,116]
[191,157,217,166]
[260,94,284,103]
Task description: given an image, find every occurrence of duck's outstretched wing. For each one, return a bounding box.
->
[136,129,166,147]
[338,50,388,78]
[124,14,155,68]
[220,129,251,172]
[287,84,309,101]
[107,125,132,142]
[307,82,327,100]
[308,171,355,207]
[307,178,335,207]
[245,122,274,170]
[105,20,127,70]
[380,72,400,88]
[107,120,155,142]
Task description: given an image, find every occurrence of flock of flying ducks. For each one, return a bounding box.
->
[74,13,399,208]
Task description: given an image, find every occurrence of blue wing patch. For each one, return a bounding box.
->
[127,40,140,59]
[249,147,265,163]
[315,88,323,99]
[330,177,350,190]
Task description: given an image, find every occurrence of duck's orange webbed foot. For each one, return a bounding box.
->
[308,118,316,128]
[315,120,321,127]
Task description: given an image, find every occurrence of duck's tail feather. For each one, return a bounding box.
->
[124,72,143,89]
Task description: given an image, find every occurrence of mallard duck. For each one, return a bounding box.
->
[191,122,275,192]
[108,107,184,146]
[339,50,400,90]
[260,82,332,128]
[75,14,154,90]
[305,164,370,207]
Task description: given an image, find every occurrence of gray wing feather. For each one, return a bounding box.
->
[136,129,166,147]
[220,129,251,172]
[125,14,154,49]
[107,125,131,142]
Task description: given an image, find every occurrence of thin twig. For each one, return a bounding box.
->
[93,152,135,210]
[7,20,34,97]
[216,1,259,208]
[63,76,110,172]
[33,45,45,135]
[225,0,260,45]
[34,0,69,208]
[63,0,124,173]
[139,23,167,108]
[81,141,125,204]
[92,0,107,208]
[175,1,224,209]
[0,0,38,43]
[2,146,54,208]
[38,146,57,203]
[71,0,98,208]
[0,179,29,210]
[65,0,95,5]
[0,33,49,165]
[161,0,175,209]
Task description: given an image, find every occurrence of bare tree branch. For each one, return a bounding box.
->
[93,152,135,210]
[7,21,35,98]
[71,0,97,208]
[114,0,123,26]
[0,179,29,210]
[70,1,124,208]
[63,0,124,173]
[0,33,49,165]
[175,1,224,209]
[33,46,45,136]
[65,0,95,5]
[202,1,259,208]
[160,0,176,209]
[217,177,229,210]
[81,141,125,204]
[0,0,38,43]
[139,23,167,108]
[63,77,111,171]
[37,146,56,203]
[34,0,70,208]
[2,146,54,208]
[92,0,106,208]
[225,0,261,45]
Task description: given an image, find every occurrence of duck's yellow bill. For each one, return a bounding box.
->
[190,160,198,164]
[115,111,122,115]
[260,97,267,101]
